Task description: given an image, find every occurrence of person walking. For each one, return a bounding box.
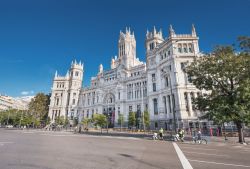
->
[159,128,164,140]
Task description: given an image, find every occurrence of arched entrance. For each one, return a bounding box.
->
[103,93,116,128]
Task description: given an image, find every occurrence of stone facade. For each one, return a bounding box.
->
[49,25,206,129]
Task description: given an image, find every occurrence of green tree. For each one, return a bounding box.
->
[81,118,92,131]
[118,113,124,131]
[143,111,150,130]
[92,114,107,133]
[73,117,79,127]
[28,93,50,126]
[55,116,65,125]
[128,112,136,129]
[186,37,250,143]
[64,116,69,127]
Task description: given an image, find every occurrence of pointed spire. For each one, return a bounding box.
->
[79,60,82,66]
[55,70,58,77]
[159,28,163,37]
[192,24,196,37]
[74,59,77,64]
[153,26,156,35]
[66,70,69,77]
[71,60,73,65]
[169,24,175,37]
[128,27,131,34]
[99,64,103,73]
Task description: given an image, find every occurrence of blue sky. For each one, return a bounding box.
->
[0,0,249,97]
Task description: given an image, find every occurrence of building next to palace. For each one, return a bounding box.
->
[48,25,207,130]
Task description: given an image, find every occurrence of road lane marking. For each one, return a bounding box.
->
[182,151,229,157]
[39,133,140,140]
[0,142,14,146]
[189,159,250,168]
[22,132,35,134]
[179,146,217,151]
[0,142,13,144]
[173,142,193,169]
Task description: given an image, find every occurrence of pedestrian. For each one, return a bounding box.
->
[159,128,164,140]
[197,129,202,143]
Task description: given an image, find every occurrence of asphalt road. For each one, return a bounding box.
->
[0,129,250,169]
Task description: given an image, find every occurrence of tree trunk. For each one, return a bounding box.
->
[236,122,244,143]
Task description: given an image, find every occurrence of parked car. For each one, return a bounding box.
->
[6,125,13,128]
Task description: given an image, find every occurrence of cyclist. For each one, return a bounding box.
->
[178,128,185,142]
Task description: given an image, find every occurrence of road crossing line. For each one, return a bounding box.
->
[173,142,193,169]
[189,159,250,168]
[182,151,230,157]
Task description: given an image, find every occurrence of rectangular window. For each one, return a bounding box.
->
[181,62,185,70]
[152,74,156,81]
[163,96,167,114]
[153,98,158,115]
[56,98,59,106]
[168,95,172,113]
[118,92,120,100]
[165,77,169,87]
[129,106,133,112]
[187,75,192,83]
[153,83,156,92]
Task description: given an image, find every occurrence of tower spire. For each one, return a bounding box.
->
[192,24,197,37]
[169,24,175,37]
[55,70,58,77]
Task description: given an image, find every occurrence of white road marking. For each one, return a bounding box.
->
[189,159,250,168]
[0,142,14,146]
[22,132,35,134]
[179,146,217,151]
[183,151,229,157]
[173,142,193,169]
[39,133,140,140]
[0,142,14,144]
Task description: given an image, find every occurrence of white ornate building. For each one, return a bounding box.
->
[49,25,205,130]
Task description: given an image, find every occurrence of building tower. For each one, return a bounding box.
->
[67,60,84,120]
[48,60,83,123]
[118,27,136,69]
[145,26,164,53]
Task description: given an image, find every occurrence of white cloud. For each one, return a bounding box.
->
[21,90,34,95]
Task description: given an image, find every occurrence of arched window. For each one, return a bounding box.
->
[183,44,188,53]
[188,43,193,53]
[178,44,182,53]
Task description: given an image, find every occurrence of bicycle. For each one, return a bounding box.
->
[152,132,164,140]
[192,136,207,144]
